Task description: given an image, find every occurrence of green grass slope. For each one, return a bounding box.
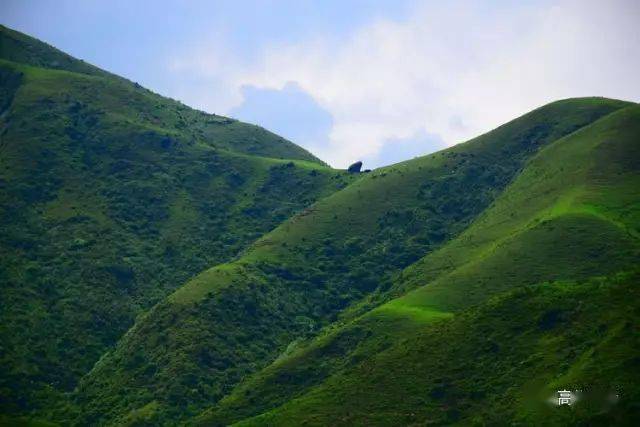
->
[236,271,640,426]
[0,26,342,419]
[0,24,112,78]
[197,104,640,426]
[73,98,631,425]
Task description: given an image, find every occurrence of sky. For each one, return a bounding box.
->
[2,0,639,168]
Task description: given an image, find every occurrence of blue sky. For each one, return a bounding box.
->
[2,0,639,168]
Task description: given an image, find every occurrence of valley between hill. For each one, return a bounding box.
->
[0,25,638,426]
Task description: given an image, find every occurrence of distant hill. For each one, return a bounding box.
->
[196,103,640,426]
[75,99,637,425]
[0,25,348,419]
[0,26,638,427]
[0,24,113,77]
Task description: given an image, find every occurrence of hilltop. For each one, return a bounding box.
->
[75,99,637,425]
[0,24,351,419]
[197,103,640,426]
[0,25,638,427]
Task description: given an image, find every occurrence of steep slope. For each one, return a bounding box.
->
[74,98,631,425]
[196,104,640,426]
[0,26,324,162]
[0,26,344,418]
[0,24,112,78]
[233,271,640,426]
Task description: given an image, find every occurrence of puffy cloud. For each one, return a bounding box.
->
[167,33,247,114]
[169,0,640,168]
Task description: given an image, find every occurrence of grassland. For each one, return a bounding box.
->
[230,270,639,426]
[1,25,638,427]
[194,104,640,427]
[0,25,347,419]
[74,100,633,425]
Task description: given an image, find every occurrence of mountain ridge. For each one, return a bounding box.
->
[195,102,640,426]
[74,98,634,425]
[0,25,638,427]
[0,24,343,421]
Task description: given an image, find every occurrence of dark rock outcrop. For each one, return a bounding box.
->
[348,161,363,173]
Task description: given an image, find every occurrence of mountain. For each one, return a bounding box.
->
[73,99,636,425]
[195,104,640,426]
[1,26,638,426]
[0,25,352,420]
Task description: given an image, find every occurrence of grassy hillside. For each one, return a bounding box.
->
[73,98,631,425]
[232,271,640,426]
[0,24,112,78]
[0,26,345,418]
[2,25,638,427]
[195,104,640,426]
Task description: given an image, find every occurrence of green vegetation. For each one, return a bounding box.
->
[193,104,639,426]
[1,25,638,426]
[231,270,640,426]
[0,24,113,78]
[0,25,347,419]
[74,101,634,425]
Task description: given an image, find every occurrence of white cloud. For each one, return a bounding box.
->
[168,0,640,168]
[166,33,249,113]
